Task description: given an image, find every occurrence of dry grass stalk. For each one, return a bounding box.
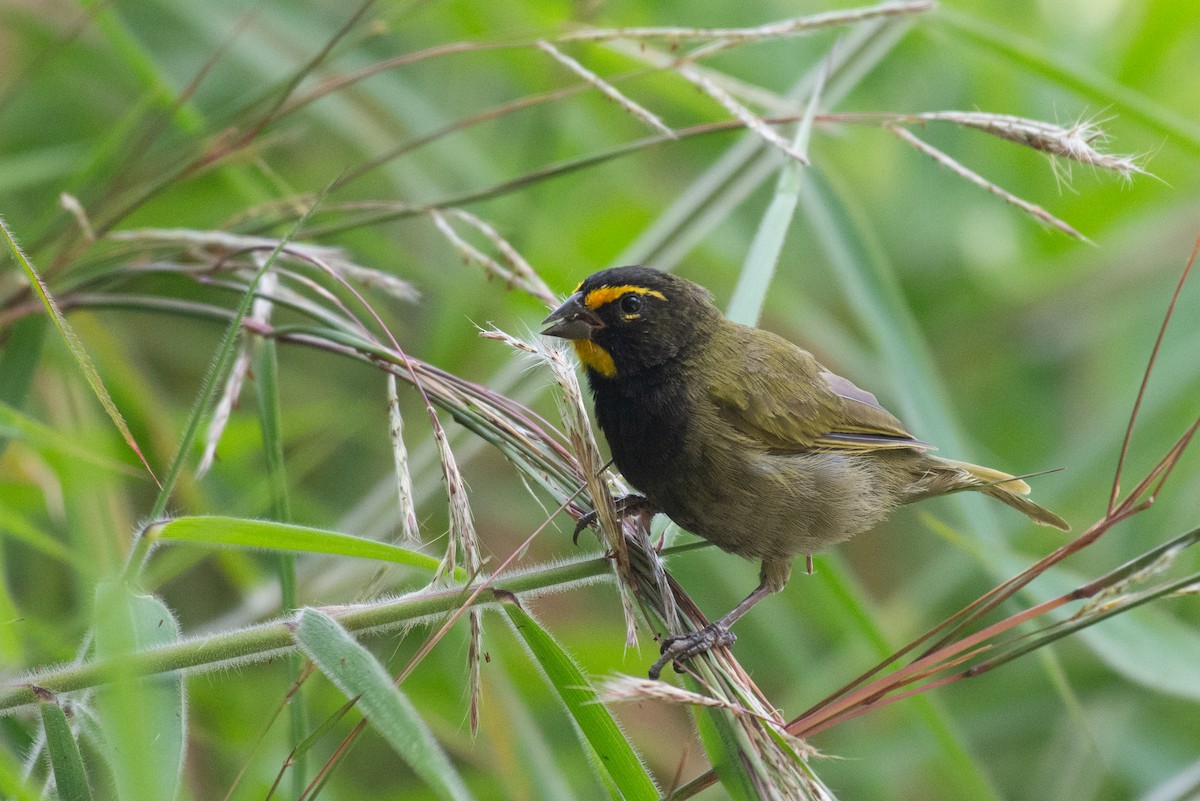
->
[532,335,641,646]
[106,227,420,302]
[917,111,1147,179]
[556,2,934,47]
[677,63,809,165]
[386,373,421,544]
[468,608,483,736]
[888,125,1087,240]
[536,40,675,139]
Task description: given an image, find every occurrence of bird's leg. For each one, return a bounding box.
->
[572,494,655,544]
[648,558,793,680]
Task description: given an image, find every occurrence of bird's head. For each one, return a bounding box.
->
[541,266,718,379]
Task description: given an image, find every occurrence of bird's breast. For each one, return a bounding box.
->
[588,369,691,485]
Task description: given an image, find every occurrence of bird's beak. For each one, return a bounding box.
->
[541,293,604,340]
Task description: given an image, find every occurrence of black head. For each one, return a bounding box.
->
[541,266,719,379]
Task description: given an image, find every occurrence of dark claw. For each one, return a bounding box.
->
[648,624,737,680]
[571,494,653,545]
[572,510,598,545]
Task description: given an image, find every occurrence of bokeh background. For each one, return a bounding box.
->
[2,0,1198,799]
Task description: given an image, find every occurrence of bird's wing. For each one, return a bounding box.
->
[707,329,930,453]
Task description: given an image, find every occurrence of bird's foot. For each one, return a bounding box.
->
[572,494,653,544]
[648,624,736,680]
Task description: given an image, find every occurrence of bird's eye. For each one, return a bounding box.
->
[619,294,643,314]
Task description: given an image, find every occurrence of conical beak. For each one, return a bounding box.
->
[541,293,604,340]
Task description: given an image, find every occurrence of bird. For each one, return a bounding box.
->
[541,266,1070,679]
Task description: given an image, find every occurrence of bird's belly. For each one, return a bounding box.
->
[641,449,903,561]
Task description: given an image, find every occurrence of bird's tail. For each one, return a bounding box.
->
[940,458,1071,531]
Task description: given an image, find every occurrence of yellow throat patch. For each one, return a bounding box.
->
[572,340,616,378]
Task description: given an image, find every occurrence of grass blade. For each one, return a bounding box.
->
[0,216,158,483]
[725,59,823,325]
[500,597,659,801]
[293,608,473,801]
[40,700,94,801]
[148,516,441,572]
[93,582,185,801]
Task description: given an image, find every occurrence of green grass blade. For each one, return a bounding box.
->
[250,332,306,796]
[293,608,473,801]
[489,669,578,801]
[501,599,659,801]
[0,216,157,482]
[726,65,821,326]
[40,700,94,801]
[692,702,757,801]
[93,582,185,801]
[149,516,441,571]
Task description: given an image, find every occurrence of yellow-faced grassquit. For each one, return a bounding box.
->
[542,266,1069,678]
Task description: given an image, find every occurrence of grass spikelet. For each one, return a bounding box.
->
[386,373,421,544]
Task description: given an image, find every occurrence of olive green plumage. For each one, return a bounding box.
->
[542,265,1068,676]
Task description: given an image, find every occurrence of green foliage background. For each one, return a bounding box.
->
[1,0,1198,799]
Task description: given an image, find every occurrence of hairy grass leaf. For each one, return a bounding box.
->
[40,700,94,801]
[294,608,473,801]
[93,583,184,801]
[501,598,659,801]
[149,516,441,572]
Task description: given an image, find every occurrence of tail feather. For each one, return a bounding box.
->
[940,458,1070,531]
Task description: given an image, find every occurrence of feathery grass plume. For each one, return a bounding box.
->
[840,111,1150,183]
[888,125,1088,240]
[530,333,641,647]
[536,40,675,139]
[599,674,816,752]
[386,373,421,545]
[431,409,480,586]
[919,111,1147,179]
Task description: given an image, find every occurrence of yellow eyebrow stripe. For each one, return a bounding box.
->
[582,285,667,309]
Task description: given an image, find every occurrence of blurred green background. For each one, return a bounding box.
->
[1,0,1198,799]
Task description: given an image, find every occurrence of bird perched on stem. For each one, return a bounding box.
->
[542,266,1069,680]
